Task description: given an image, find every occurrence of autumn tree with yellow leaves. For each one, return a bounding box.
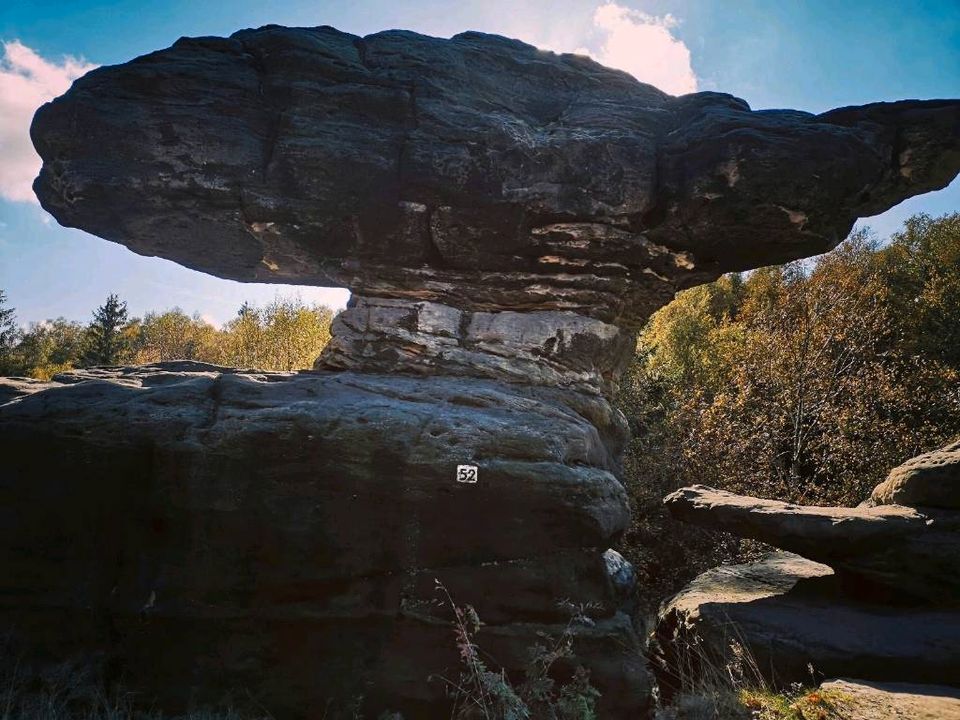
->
[619,214,960,607]
[0,296,335,378]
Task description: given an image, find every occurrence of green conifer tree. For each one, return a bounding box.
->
[0,290,18,374]
[83,293,129,366]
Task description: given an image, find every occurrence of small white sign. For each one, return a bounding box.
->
[456,465,478,483]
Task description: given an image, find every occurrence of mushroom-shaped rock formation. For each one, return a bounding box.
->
[30,26,960,388]
[10,23,960,720]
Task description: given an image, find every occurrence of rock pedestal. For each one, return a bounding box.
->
[9,22,960,719]
[0,366,648,716]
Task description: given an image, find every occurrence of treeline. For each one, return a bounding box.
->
[619,213,960,605]
[0,294,334,379]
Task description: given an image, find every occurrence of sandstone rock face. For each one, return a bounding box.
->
[31,26,960,335]
[657,444,960,699]
[318,295,635,394]
[17,23,960,719]
[663,485,960,605]
[871,439,960,509]
[652,553,960,700]
[819,679,960,720]
[0,364,647,717]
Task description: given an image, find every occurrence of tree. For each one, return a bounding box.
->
[132,309,218,364]
[1,293,335,378]
[0,290,20,375]
[0,290,16,347]
[216,298,333,370]
[618,214,960,610]
[639,273,746,390]
[628,224,960,506]
[878,213,960,370]
[83,293,130,366]
[259,299,334,370]
[5,318,86,379]
[687,234,903,503]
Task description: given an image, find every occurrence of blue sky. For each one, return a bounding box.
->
[1,0,958,326]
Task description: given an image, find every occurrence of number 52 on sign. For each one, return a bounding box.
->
[456,465,478,483]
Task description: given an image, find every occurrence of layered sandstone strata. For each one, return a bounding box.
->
[655,439,960,699]
[10,23,960,718]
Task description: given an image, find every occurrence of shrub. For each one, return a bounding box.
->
[432,582,600,720]
[618,215,960,614]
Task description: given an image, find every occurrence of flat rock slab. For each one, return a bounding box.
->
[652,553,960,699]
[822,679,960,720]
[663,485,960,605]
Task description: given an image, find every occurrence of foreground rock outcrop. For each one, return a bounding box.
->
[655,440,960,701]
[13,22,960,719]
[0,364,648,716]
[653,553,960,697]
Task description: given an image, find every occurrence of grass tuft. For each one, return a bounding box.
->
[738,686,851,720]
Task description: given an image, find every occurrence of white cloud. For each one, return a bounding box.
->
[0,41,97,203]
[578,3,698,95]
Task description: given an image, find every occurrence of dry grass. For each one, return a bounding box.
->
[738,687,852,720]
[0,657,272,720]
[653,621,851,720]
[656,683,852,720]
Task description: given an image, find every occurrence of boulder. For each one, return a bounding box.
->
[871,439,960,509]
[0,363,648,717]
[663,485,960,605]
[652,553,960,700]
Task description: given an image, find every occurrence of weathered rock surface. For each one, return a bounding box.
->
[318,295,636,394]
[657,455,960,702]
[0,364,648,717]
[652,553,960,700]
[821,680,960,720]
[18,23,960,719]
[871,439,960,509]
[820,679,960,720]
[663,485,960,605]
[31,26,960,333]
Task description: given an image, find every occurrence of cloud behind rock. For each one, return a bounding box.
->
[0,41,96,203]
[578,3,698,95]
